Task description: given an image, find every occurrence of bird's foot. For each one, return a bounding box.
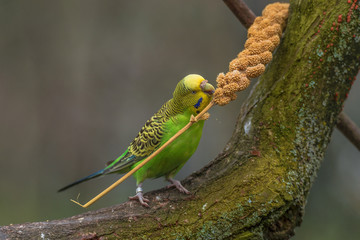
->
[166,179,190,194]
[129,186,150,207]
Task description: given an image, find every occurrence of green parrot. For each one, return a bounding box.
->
[58,74,215,207]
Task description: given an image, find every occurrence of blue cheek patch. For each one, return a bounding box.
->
[194,97,203,109]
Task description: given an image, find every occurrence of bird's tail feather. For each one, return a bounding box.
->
[57,169,105,192]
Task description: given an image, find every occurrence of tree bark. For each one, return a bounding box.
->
[1,0,360,239]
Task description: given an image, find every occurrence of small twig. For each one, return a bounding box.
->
[337,112,360,151]
[71,101,215,208]
[223,0,256,28]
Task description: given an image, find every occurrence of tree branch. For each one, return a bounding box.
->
[337,112,360,151]
[1,1,359,239]
[223,0,256,28]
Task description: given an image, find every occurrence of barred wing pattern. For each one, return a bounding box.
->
[105,100,177,174]
[129,100,174,157]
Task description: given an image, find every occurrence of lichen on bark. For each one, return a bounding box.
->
[0,1,359,239]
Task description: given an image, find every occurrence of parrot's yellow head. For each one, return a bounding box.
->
[173,74,215,115]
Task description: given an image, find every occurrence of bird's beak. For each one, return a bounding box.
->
[200,80,215,95]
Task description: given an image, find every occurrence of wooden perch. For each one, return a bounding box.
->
[1,0,360,239]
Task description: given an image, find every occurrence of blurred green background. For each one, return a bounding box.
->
[0,0,359,239]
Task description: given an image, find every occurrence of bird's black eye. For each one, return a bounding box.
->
[192,91,196,94]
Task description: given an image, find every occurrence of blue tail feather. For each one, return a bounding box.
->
[58,169,105,192]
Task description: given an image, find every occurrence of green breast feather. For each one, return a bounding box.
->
[132,109,205,183]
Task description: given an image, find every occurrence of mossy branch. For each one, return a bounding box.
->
[1,0,359,239]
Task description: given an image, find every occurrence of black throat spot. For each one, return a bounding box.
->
[194,97,203,109]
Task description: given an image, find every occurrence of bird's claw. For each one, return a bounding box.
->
[129,192,150,207]
[167,179,190,194]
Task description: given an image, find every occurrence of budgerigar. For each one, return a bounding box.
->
[58,74,215,207]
